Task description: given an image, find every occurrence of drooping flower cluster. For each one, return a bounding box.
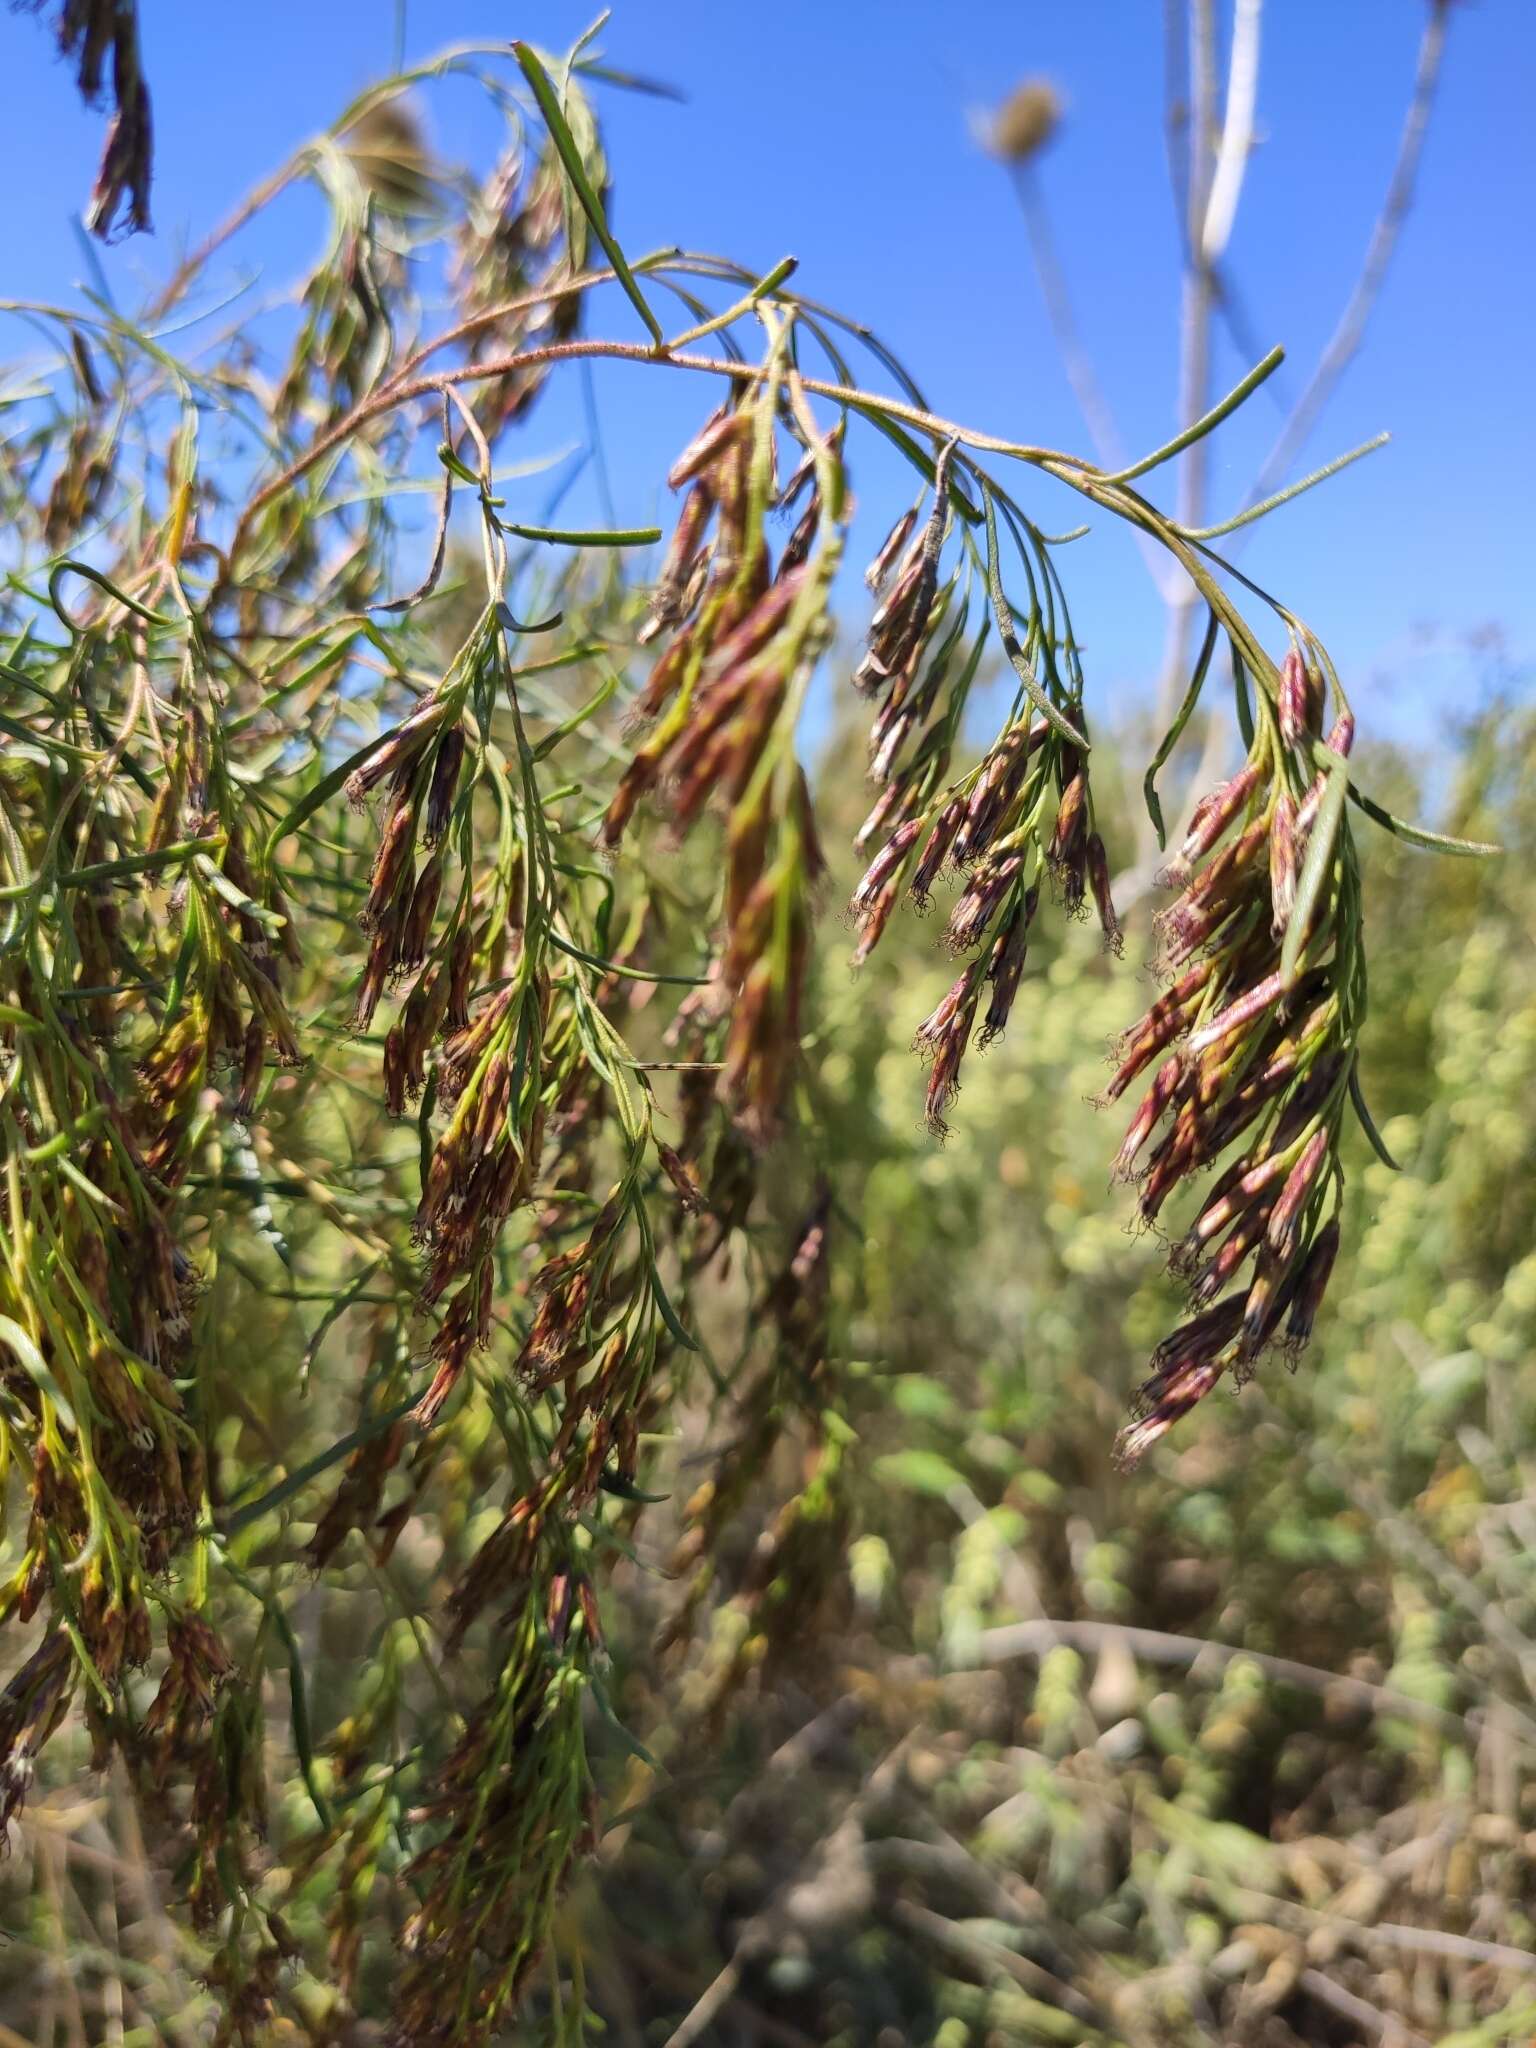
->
[602,332,844,1140]
[847,462,1118,1131]
[1108,648,1358,1463]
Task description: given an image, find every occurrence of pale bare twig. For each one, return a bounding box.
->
[1202,0,1264,267]
[1299,1966,1432,2046]
[1371,1923,1536,1975]
[1239,1,1453,524]
[889,1897,1107,2028]
[977,1615,1505,1746]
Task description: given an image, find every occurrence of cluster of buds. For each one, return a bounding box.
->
[603,349,844,1139]
[850,466,970,825]
[43,407,112,549]
[0,1010,205,1797]
[661,1188,852,1724]
[127,1606,275,2013]
[1108,648,1357,1463]
[38,0,153,239]
[138,702,300,1146]
[139,1612,235,1764]
[276,219,404,424]
[408,974,552,1425]
[845,452,1117,1133]
[853,706,1116,1131]
[273,103,436,427]
[347,691,467,1031]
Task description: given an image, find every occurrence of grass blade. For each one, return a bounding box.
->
[980,490,1087,750]
[513,40,663,345]
[1144,607,1219,849]
[1283,749,1348,985]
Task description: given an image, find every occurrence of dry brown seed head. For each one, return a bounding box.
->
[666,404,747,490]
[424,728,466,847]
[1086,832,1121,954]
[1284,1217,1341,1352]
[865,505,919,592]
[988,78,1062,163]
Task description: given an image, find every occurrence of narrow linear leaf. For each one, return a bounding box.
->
[503,521,661,547]
[1283,750,1348,985]
[850,400,981,525]
[980,490,1088,750]
[0,710,94,762]
[1103,345,1284,485]
[299,1258,385,1394]
[0,1314,78,1433]
[1349,1062,1400,1172]
[1232,643,1256,751]
[598,1470,669,1504]
[219,1555,332,1830]
[219,1393,420,1537]
[664,254,798,351]
[513,40,664,345]
[60,837,214,889]
[590,1675,663,1772]
[372,399,454,613]
[1344,779,1500,859]
[48,559,173,631]
[261,728,395,866]
[1144,606,1219,849]
[497,600,564,636]
[194,854,285,932]
[572,59,687,103]
[1183,431,1389,541]
[532,667,619,760]
[647,1260,699,1354]
[546,928,709,987]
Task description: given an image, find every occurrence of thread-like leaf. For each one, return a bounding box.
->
[981,490,1088,749]
[1144,607,1219,849]
[1349,1062,1401,1171]
[513,40,663,345]
[261,728,395,866]
[1345,780,1500,858]
[0,1315,77,1433]
[1283,750,1348,985]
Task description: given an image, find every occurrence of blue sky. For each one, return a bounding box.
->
[5,2,1533,744]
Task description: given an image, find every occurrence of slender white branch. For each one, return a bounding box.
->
[1239,0,1450,517]
[1201,0,1263,265]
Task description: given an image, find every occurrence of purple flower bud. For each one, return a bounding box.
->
[666,405,747,489]
[865,506,919,593]
[1278,648,1318,747]
[1187,969,1286,1055]
[425,727,465,847]
[1174,762,1262,875]
[1284,1217,1340,1353]
[1265,1125,1330,1262]
[1325,711,1355,758]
